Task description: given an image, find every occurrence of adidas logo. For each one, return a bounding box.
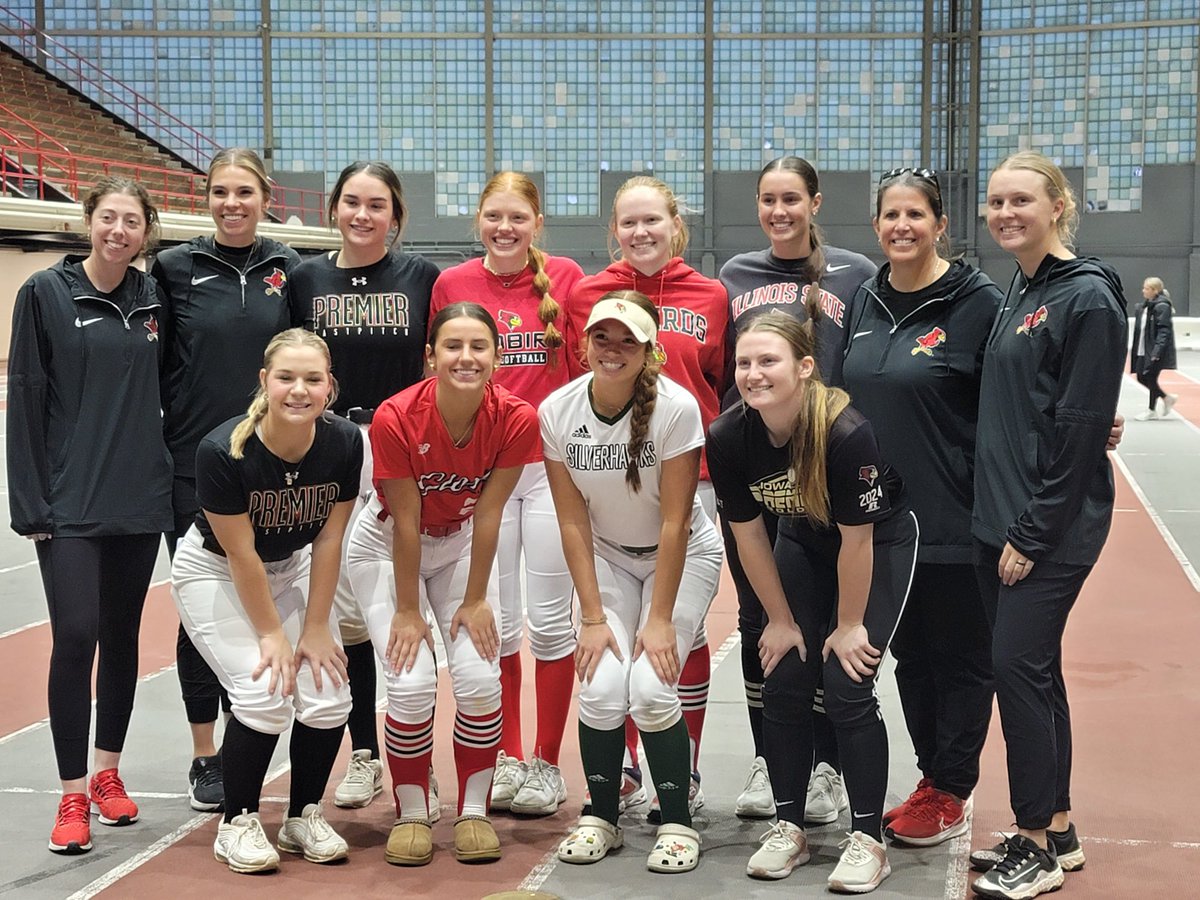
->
[587,773,609,783]
[658,781,679,791]
[571,424,592,439]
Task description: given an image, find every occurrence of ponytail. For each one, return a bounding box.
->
[626,354,662,492]
[229,392,269,460]
[529,245,563,359]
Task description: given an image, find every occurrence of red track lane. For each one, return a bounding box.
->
[965,465,1200,898]
[0,582,179,737]
[1156,370,1199,425]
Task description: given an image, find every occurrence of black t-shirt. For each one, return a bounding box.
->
[195,414,363,561]
[293,250,438,414]
[707,403,904,560]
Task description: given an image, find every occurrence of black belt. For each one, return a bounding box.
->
[620,543,659,556]
[345,407,375,425]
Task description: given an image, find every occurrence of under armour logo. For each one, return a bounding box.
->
[351,276,367,286]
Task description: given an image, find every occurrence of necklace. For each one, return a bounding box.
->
[446,411,479,448]
[483,256,526,288]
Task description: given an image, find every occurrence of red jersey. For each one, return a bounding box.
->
[430,255,585,409]
[370,379,542,529]
[567,257,729,479]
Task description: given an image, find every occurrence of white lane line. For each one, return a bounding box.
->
[64,761,294,900]
[944,832,972,900]
[519,628,743,892]
[1112,452,1200,592]
[0,560,37,575]
[0,618,48,639]
[975,829,1200,850]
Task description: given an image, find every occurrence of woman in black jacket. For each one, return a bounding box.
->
[7,177,172,855]
[970,151,1126,900]
[153,147,303,813]
[1131,276,1177,420]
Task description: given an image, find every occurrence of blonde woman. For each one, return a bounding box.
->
[172,329,362,874]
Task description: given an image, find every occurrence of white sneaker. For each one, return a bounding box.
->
[747,819,810,879]
[490,751,527,811]
[647,774,705,825]
[277,801,349,863]
[805,762,848,825]
[736,756,776,818]
[214,811,280,874]
[334,749,383,808]
[428,768,441,824]
[1135,409,1160,421]
[582,766,646,814]
[510,756,567,815]
[1163,394,1179,417]
[828,831,890,893]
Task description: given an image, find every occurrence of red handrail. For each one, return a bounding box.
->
[0,4,221,168]
[0,138,326,223]
[0,102,71,154]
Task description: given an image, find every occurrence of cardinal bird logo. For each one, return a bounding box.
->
[263,268,286,297]
[498,309,523,330]
[911,326,946,356]
[1015,305,1048,335]
[144,314,159,342]
[858,465,878,486]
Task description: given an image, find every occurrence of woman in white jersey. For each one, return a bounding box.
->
[541,290,723,875]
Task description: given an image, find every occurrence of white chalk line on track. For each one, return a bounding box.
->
[0,559,37,575]
[0,617,48,639]
[63,761,294,900]
[1111,451,1200,592]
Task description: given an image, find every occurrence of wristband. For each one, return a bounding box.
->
[580,613,608,626]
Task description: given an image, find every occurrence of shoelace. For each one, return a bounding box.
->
[305,806,334,840]
[523,761,548,790]
[495,757,522,786]
[242,817,271,849]
[92,771,128,799]
[344,755,376,785]
[745,763,769,791]
[837,833,875,864]
[58,794,89,825]
[992,837,1038,876]
[908,791,956,822]
[194,762,222,790]
[760,821,801,850]
[812,772,837,800]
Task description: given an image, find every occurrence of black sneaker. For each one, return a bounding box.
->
[188,752,224,812]
[971,824,1085,873]
[972,834,1064,898]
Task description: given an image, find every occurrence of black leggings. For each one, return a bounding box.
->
[168,476,229,725]
[891,562,994,798]
[974,542,1092,830]
[1136,359,1165,409]
[763,511,917,840]
[37,533,160,781]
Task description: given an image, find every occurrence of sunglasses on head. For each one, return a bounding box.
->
[879,167,942,195]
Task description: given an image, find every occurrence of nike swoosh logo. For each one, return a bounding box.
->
[826,264,851,272]
[853,330,873,338]
[191,274,219,285]
[74,317,103,328]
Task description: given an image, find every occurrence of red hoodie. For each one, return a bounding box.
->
[567,258,729,479]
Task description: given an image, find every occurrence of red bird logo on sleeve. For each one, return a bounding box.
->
[263,268,286,297]
[144,314,159,342]
[858,465,879,486]
[1015,305,1048,335]
[911,326,947,356]
[498,309,523,330]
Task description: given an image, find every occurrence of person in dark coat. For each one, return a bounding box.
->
[1131,277,1177,420]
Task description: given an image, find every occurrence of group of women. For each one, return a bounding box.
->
[7,146,1128,899]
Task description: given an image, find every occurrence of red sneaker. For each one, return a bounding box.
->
[49,793,92,854]
[89,768,139,826]
[883,777,933,827]
[885,787,970,846]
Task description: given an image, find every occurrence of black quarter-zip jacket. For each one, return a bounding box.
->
[152,236,302,479]
[842,260,1003,564]
[972,255,1127,565]
[7,256,173,536]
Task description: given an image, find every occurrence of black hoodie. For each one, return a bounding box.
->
[972,255,1127,565]
[842,259,1003,564]
[7,256,173,536]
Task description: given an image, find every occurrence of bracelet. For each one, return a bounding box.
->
[580,613,608,626]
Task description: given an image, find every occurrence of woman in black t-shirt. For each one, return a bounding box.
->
[172,328,363,876]
[707,307,917,894]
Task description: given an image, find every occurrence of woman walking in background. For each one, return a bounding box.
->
[431,172,583,816]
[292,161,439,811]
[154,147,302,812]
[1131,276,1177,420]
[969,151,1126,900]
